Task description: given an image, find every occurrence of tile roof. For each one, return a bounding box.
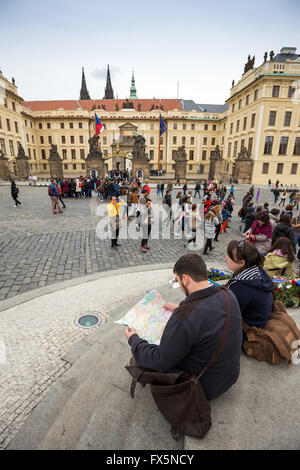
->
[22,99,183,113]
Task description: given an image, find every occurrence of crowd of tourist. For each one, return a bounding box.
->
[239,186,300,277]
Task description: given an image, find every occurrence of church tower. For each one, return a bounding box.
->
[79,67,91,100]
[103,64,114,99]
[130,69,137,99]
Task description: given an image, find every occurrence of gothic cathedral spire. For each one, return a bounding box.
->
[103,64,114,99]
[79,67,91,100]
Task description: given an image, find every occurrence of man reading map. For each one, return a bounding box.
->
[124,254,243,401]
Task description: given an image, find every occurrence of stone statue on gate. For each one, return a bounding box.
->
[132,134,148,159]
[87,135,103,160]
[236,146,251,161]
[16,143,29,160]
[48,144,62,161]
[210,145,222,161]
[174,146,187,162]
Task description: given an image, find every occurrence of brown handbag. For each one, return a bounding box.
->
[125,287,232,440]
[242,298,300,365]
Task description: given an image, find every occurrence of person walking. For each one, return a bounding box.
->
[183,182,188,196]
[220,204,231,233]
[160,182,165,199]
[55,180,66,209]
[141,200,152,253]
[156,183,161,198]
[273,187,280,205]
[194,182,201,199]
[11,180,21,207]
[48,178,63,214]
[203,210,218,255]
[278,189,287,207]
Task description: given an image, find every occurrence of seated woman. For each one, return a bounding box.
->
[263,237,296,279]
[226,240,274,329]
[247,211,273,254]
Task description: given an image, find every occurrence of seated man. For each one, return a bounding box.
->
[125,254,242,401]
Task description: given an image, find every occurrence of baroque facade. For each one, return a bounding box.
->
[0,47,299,183]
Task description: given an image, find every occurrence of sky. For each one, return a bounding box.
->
[1,0,300,104]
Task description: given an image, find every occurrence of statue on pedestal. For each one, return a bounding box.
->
[132,134,148,159]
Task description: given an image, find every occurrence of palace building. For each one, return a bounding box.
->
[0,47,299,183]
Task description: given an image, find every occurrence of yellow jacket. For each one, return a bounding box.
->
[263,252,295,279]
[107,200,125,218]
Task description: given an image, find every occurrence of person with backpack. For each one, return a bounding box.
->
[55,180,66,209]
[11,180,21,207]
[272,213,296,252]
[48,178,63,214]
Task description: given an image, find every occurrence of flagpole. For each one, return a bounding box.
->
[158,119,161,172]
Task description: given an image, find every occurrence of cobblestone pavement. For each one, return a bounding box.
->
[1,184,299,301]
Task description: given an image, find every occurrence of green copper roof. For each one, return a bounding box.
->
[130,70,137,99]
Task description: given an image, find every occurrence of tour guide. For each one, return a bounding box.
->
[125,254,242,400]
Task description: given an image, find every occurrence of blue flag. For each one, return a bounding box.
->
[159,114,167,136]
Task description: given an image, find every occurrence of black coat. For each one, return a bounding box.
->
[272,222,296,250]
[11,184,19,197]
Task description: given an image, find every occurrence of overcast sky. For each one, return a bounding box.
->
[1,0,299,104]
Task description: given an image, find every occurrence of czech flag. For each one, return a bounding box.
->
[95,113,105,135]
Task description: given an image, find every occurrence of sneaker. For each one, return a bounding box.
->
[145,243,150,250]
[116,243,121,247]
[141,246,147,253]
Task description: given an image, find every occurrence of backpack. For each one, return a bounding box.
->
[242,299,300,365]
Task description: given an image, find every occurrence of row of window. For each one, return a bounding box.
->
[33,163,86,171]
[264,136,300,156]
[229,110,297,135]
[148,149,217,162]
[38,122,84,130]
[262,162,298,175]
[2,99,16,112]
[39,135,85,145]
[0,117,19,133]
[40,148,86,160]
[232,86,296,113]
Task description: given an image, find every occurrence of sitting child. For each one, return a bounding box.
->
[263,237,296,279]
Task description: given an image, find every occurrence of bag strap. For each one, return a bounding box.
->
[197,288,232,381]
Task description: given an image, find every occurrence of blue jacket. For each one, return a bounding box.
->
[222,208,231,221]
[228,268,274,328]
[49,183,58,197]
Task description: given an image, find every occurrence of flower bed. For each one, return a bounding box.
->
[273,279,300,308]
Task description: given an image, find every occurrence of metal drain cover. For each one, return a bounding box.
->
[77,314,99,328]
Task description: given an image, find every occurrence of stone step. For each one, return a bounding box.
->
[8,289,184,450]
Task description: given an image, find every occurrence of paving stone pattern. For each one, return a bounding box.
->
[0,184,298,301]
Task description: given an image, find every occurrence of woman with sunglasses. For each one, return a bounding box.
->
[226,240,274,330]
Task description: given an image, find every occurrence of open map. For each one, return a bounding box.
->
[114,289,172,345]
